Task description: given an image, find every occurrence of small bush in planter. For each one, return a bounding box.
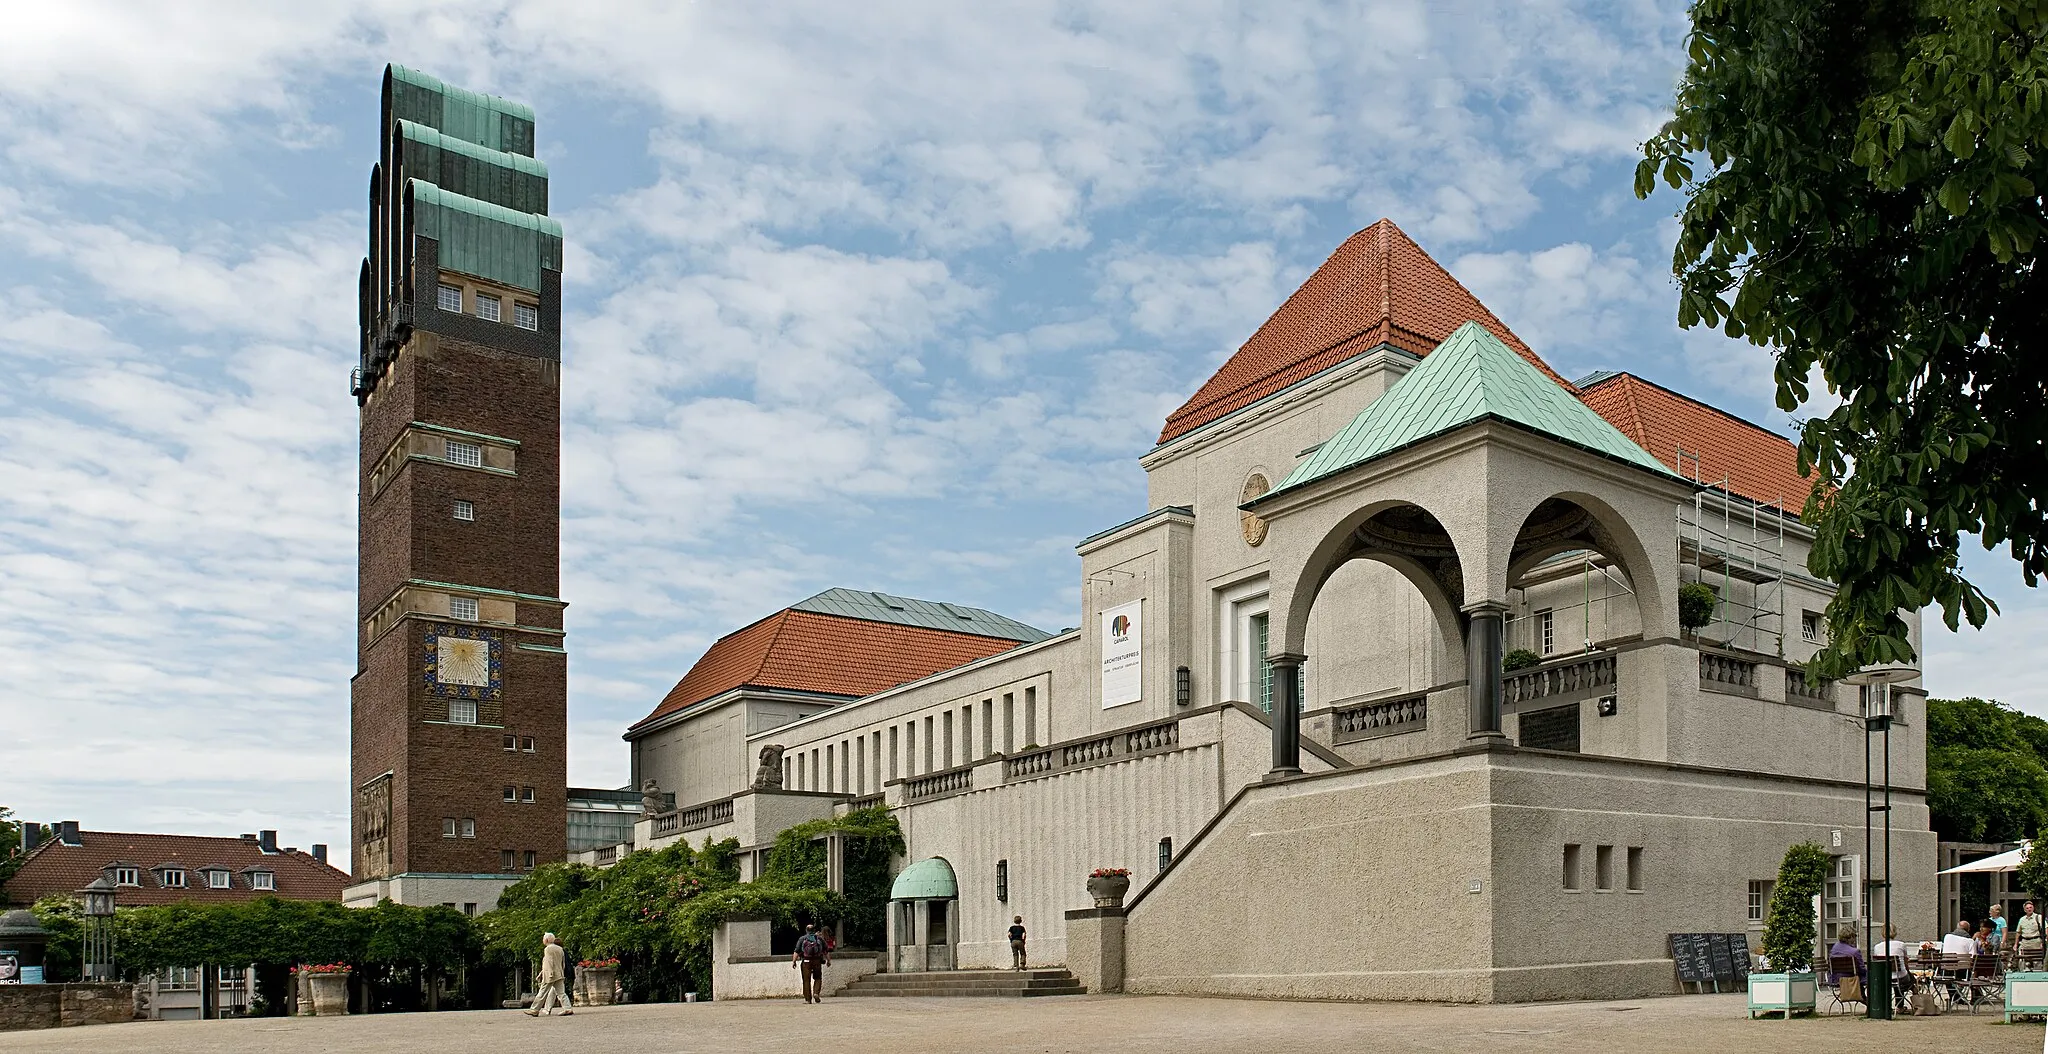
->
[1760,842,1831,971]
[1678,582,1718,632]
[1502,648,1541,672]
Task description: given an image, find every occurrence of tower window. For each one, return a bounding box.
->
[444,440,482,467]
[521,786,535,803]
[449,699,477,724]
[443,818,458,838]
[513,302,538,330]
[437,284,462,312]
[523,850,537,870]
[449,597,479,620]
[500,849,515,872]
[521,737,536,752]
[503,735,517,751]
[1158,837,1174,870]
[453,500,475,521]
[461,818,476,839]
[502,786,517,802]
[475,293,501,322]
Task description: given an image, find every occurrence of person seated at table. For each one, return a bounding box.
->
[1875,925,1916,1005]
[1977,921,1997,955]
[1828,925,1867,984]
[1942,920,1979,958]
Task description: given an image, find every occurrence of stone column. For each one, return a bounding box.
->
[1268,653,1305,775]
[1464,602,1507,739]
[1064,907,1125,993]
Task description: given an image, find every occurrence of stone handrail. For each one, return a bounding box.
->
[1785,668,1830,703]
[1332,694,1427,744]
[594,844,618,865]
[1699,652,1758,697]
[1002,718,1183,784]
[651,796,737,837]
[846,793,884,811]
[906,768,972,802]
[1503,651,1617,708]
[1004,748,1057,779]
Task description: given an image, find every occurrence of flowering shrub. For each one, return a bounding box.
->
[578,957,620,969]
[1088,868,1130,879]
[292,962,350,975]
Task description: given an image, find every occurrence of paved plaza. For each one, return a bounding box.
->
[1,994,2040,1053]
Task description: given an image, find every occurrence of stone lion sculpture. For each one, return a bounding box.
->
[752,744,787,790]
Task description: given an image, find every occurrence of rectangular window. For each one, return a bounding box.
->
[443,818,459,839]
[162,967,200,991]
[449,596,479,621]
[960,708,972,764]
[521,786,535,803]
[475,293,501,322]
[982,699,994,757]
[889,725,900,780]
[1563,844,1581,890]
[513,302,539,330]
[444,439,483,467]
[1538,609,1555,654]
[942,712,954,769]
[462,902,478,916]
[503,786,517,802]
[437,284,462,312]
[207,870,231,889]
[1626,847,1644,891]
[1801,611,1823,643]
[449,698,478,724]
[250,871,274,891]
[1159,837,1174,870]
[114,867,139,886]
[1253,612,1273,712]
[1595,845,1614,891]
[1024,687,1038,746]
[162,869,186,889]
[461,818,476,839]
[503,735,517,751]
[500,849,515,872]
[523,850,537,870]
[453,499,475,521]
[1747,880,1773,923]
[521,737,535,753]
[1003,693,1015,753]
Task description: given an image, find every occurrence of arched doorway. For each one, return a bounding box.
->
[888,857,958,972]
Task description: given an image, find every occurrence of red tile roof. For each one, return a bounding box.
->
[1158,218,1572,444]
[629,610,1029,732]
[1577,372,1817,509]
[4,832,350,908]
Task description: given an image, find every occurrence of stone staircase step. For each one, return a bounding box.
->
[839,967,1085,999]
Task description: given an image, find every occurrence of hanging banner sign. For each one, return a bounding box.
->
[1101,601,1143,708]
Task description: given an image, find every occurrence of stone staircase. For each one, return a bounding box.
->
[839,968,1086,998]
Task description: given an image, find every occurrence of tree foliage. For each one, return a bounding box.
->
[0,807,24,895]
[1639,1,2048,678]
[1926,695,2048,840]
[2016,836,2048,901]
[1761,841,1834,971]
[1678,583,1719,631]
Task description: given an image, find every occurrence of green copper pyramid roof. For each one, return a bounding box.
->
[1274,322,1680,495]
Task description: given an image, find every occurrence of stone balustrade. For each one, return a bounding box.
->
[1332,694,1427,744]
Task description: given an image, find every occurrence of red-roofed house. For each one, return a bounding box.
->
[3,824,346,909]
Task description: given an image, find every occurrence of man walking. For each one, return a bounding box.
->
[2017,901,2045,965]
[793,923,830,1003]
[525,932,574,1017]
[1008,916,1028,970]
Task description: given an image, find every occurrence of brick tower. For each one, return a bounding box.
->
[347,65,566,908]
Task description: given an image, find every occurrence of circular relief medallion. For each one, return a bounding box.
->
[1240,473,1271,547]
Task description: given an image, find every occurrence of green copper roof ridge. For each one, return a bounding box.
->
[397,119,549,180]
[409,179,563,236]
[388,65,536,121]
[1271,321,1680,496]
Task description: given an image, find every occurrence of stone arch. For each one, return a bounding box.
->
[1501,490,1671,642]
[1280,499,1470,662]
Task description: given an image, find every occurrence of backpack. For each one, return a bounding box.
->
[796,933,825,961]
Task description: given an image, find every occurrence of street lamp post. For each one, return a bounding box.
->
[77,876,117,982]
[1844,662,1918,1021]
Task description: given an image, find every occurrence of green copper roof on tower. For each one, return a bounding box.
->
[1274,321,1680,495]
[396,120,549,214]
[387,64,536,154]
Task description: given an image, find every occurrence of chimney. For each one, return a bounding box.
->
[258,830,277,854]
[58,821,80,846]
[312,844,328,865]
[19,823,40,853]
[240,833,258,842]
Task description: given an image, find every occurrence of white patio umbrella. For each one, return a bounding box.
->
[1937,842,2029,875]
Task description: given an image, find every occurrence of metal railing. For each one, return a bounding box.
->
[1503,651,1617,708]
[1333,694,1427,743]
[906,768,972,802]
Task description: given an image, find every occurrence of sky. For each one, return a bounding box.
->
[1,1,2040,868]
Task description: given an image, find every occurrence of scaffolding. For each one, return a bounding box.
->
[1506,551,1636,655]
[1675,448,1788,657]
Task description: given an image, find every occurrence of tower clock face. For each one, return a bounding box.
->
[436,636,491,687]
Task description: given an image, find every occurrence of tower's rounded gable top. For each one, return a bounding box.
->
[1157,219,1571,446]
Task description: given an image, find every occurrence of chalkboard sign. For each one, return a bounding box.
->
[1706,933,1737,980]
[1722,933,1751,979]
[1670,933,1714,983]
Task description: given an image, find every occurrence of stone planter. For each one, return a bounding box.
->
[1085,874,1130,908]
[1746,972,1816,1019]
[307,972,350,1017]
[577,967,618,1006]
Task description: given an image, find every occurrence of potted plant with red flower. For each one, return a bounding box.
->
[576,957,621,1006]
[1086,867,1131,907]
[291,962,351,1016]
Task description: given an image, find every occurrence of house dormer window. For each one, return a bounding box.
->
[206,869,231,889]
[250,871,275,891]
[160,868,187,889]
[112,867,139,887]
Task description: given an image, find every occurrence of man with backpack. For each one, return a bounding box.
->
[792,923,831,1003]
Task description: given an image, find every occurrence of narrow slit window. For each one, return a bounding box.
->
[1563,844,1581,890]
[1595,845,1614,891]
[1626,847,1644,891]
[1159,837,1174,870]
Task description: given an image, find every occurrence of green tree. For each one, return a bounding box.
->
[1638,1,2048,678]
[0,807,23,895]
[1926,696,2048,840]
[1761,841,1834,971]
[2015,837,2048,901]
